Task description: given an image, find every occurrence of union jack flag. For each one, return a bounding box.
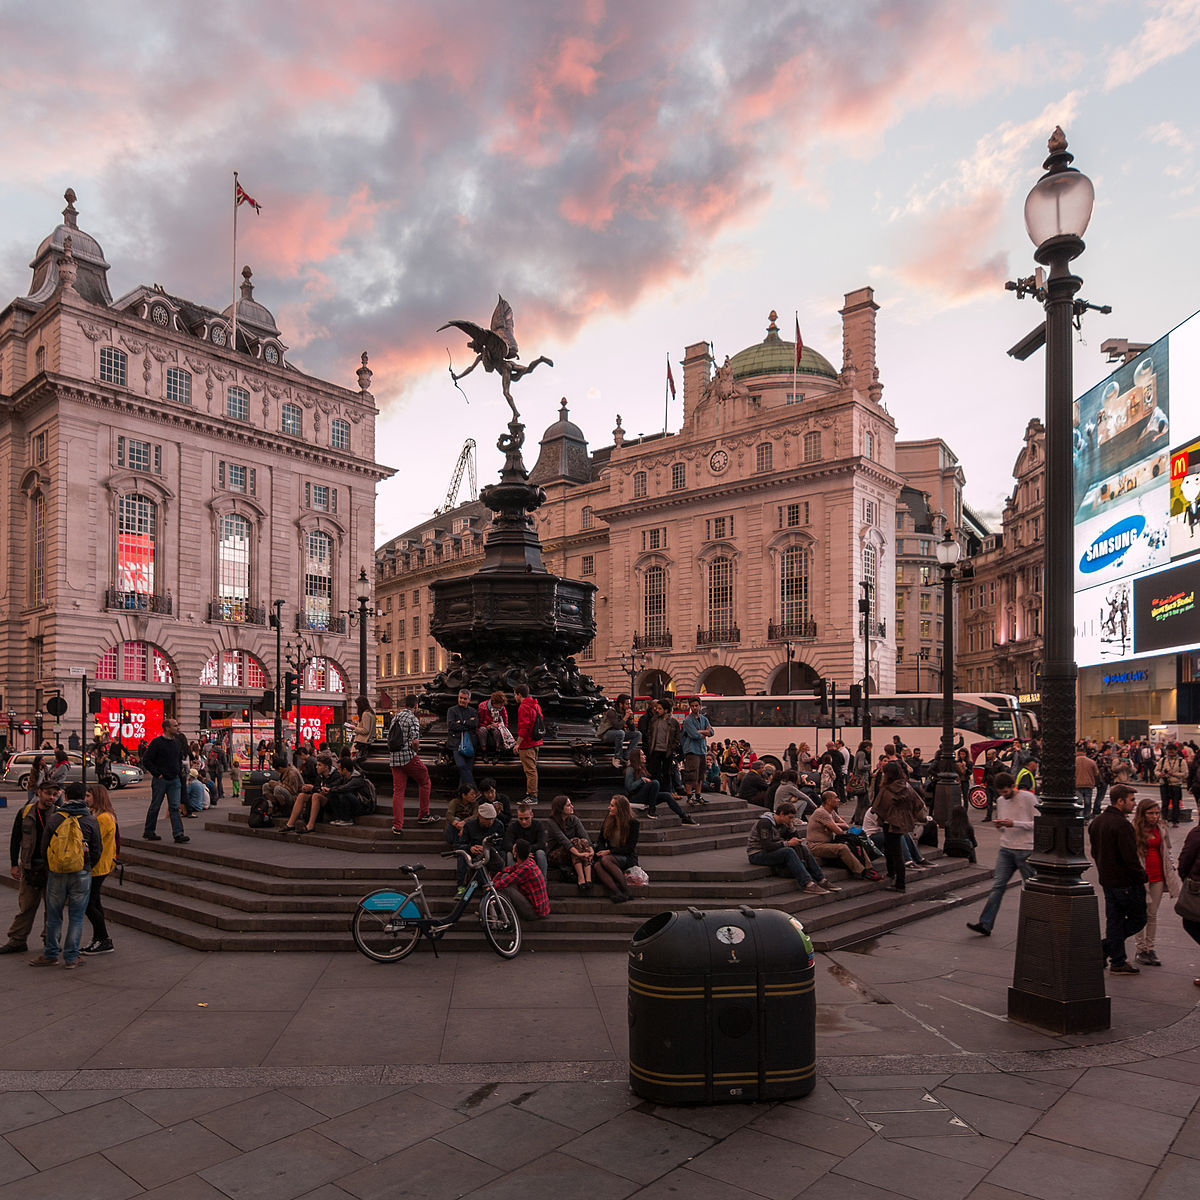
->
[235,181,261,212]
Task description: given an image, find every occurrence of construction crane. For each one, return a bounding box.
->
[434,439,478,515]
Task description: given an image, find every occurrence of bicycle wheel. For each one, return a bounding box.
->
[351,890,421,962]
[480,890,522,959]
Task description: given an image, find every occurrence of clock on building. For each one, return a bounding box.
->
[263,345,279,365]
[210,325,227,347]
[150,304,169,327]
[709,448,729,474]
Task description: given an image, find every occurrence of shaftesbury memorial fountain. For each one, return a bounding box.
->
[423,297,608,751]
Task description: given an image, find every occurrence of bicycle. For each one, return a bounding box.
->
[350,839,522,961]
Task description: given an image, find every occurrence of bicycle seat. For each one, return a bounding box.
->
[402,864,426,875]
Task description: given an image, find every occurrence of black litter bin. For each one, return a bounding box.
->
[628,906,815,1104]
[242,769,269,809]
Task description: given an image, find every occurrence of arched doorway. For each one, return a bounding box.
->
[636,669,674,701]
[769,660,819,695]
[698,665,746,696]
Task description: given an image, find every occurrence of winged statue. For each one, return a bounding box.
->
[439,295,553,423]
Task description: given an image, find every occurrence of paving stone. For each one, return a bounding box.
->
[939,1072,1066,1110]
[782,1079,865,1121]
[197,1129,367,1200]
[894,1134,1012,1169]
[441,1006,617,1064]
[749,1104,875,1157]
[335,1137,502,1200]
[85,1011,294,1070]
[408,1082,537,1118]
[1113,1055,1200,1086]
[126,1088,271,1125]
[0,1150,141,1200]
[102,1119,240,1188]
[136,1178,231,1200]
[5,1096,160,1169]
[797,1175,927,1200]
[635,1164,768,1199]
[0,1140,33,1189]
[566,1109,715,1184]
[1031,1090,1182,1165]
[832,1134,987,1200]
[280,1085,408,1119]
[1015,1067,1084,1088]
[434,1103,574,1171]
[0,1092,59,1135]
[930,1087,1043,1143]
[827,1074,950,1092]
[961,1186,1034,1200]
[313,1089,465,1159]
[685,1127,840,1198]
[450,956,602,1008]
[457,1151,635,1200]
[1172,1109,1200,1160]
[154,955,331,1011]
[1141,1151,1200,1198]
[646,1099,768,1139]
[983,1135,1155,1200]
[197,1090,326,1151]
[509,1081,639,1131]
[1071,1063,1200,1116]
[292,1188,356,1200]
[43,1088,129,1113]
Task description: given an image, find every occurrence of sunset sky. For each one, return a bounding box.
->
[3,0,1199,542]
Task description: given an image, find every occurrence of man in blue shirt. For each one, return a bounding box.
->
[681,698,715,807]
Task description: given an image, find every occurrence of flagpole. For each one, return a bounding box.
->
[231,171,239,357]
[664,353,669,434]
[793,310,799,404]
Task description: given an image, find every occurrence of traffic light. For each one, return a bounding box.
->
[260,688,274,712]
[848,684,862,707]
[241,708,250,722]
[814,679,829,715]
[88,690,103,714]
[284,671,298,710]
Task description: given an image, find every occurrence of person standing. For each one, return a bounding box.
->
[967,770,1037,936]
[388,693,432,837]
[680,698,715,807]
[29,782,101,969]
[1132,797,1178,967]
[1176,824,1200,989]
[206,740,227,803]
[446,688,480,789]
[82,784,119,956]
[141,717,189,843]
[1076,745,1101,820]
[1156,744,1187,826]
[0,779,58,954]
[514,684,543,804]
[1089,784,1148,974]
[981,748,1002,822]
[872,761,926,893]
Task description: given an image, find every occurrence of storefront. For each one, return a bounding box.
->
[1078,657,1174,741]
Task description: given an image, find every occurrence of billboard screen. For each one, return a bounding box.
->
[1075,309,1200,665]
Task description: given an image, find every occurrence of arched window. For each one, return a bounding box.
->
[633,471,647,499]
[303,530,333,629]
[779,545,810,628]
[331,418,350,450]
[95,641,173,684]
[644,565,667,642]
[30,492,46,604]
[99,346,127,386]
[303,656,346,692]
[581,506,594,530]
[282,403,302,436]
[199,650,267,689]
[166,367,191,405]
[217,513,253,621]
[863,544,878,628]
[708,556,734,636]
[118,493,157,602]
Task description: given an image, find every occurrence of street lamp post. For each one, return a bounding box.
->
[932,531,961,828]
[858,582,872,740]
[619,644,648,700]
[784,640,795,694]
[1007,128,1109,1034]
[270,600,284,752]
[353,566,371,701]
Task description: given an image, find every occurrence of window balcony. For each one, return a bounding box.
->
[105,587,173,615]
[858,617,887,638]
[295,612,347,635]
[697,625,740,645]
[768,618,817,642]
[633,631,672,650]
[208,598,267,625]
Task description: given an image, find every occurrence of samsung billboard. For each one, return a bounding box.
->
[1075,308,1200,666]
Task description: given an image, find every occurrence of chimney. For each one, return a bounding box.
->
[682,341,712,424]
[839,287,883,402]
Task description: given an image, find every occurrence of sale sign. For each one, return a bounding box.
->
[100,696,164,749]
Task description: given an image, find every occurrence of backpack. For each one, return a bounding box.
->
[357,774,378,816]
[387,716,406,753]
[248,794,275,829]
[46,813,86,873]
[528,704,545,743]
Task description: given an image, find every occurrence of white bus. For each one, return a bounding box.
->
[698,692,1038,769]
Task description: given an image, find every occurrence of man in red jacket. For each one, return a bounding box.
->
[514,684,543,805]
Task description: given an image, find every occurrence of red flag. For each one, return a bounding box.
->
[795,314,804,367]
[666,355,676,399]
[235,181,261,213]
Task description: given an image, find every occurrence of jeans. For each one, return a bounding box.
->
[883,831,907,890]
[391,758,432,827]
[976,846,1035,931]
[1076,787,1097,818]
[1161,784,1182,824]
[1102,884,1147,967]
[144,774,184,839]
[43,869,92,963]
[452,750,477,790]
[86,873,110,942]
[507,847,549,878]
[603,727,641,762]
[627,779,660,810]
[749,846,813,887]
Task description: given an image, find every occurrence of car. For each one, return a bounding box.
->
[106,761,144,788]
[2,750,94,791]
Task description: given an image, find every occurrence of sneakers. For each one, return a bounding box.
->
[174,835,190,844]
[0,943,27,955]
[329,820,354,827]
[681,816,699,826]
[391,828,404,839]
[28,955,57,967]
[863,868,883,882]
[643,811,658,820]
[143,832,162,841]
[62,960,80,970]
[820,881,843,893]
[522,796,539,807]
[967,922,991,937]
[417,814,438,824]
[1135,950,1161,966]
[1110,961,1140,974]
[82,939,115,955]
[612,757,624,769]
[803,882,826,895]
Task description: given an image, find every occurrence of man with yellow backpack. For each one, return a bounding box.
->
[28,782,101,970]
[0,779,58,955]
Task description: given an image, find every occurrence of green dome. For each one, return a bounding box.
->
[729,311,838,382]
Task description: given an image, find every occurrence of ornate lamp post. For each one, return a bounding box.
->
[352,567,371,701]
[269,600,284,752]
[619,644,648,700]
[1007,128,1109,1033]
[858,582,872,739]
[932,531,961,827]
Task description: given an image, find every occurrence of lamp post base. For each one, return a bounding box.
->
[1007,883,1110,1034]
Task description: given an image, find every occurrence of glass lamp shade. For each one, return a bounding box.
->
[1024,169,1095,248]
[355,567,371,604]
[936,536,961,567]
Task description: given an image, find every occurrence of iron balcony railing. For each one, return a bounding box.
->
[768,618,818,642]
[633,631,672,650]
[295,612,347,635]
[697,625,740,645]
[208,598,267,625]
[105,588,173,615]
[858,617,887,638]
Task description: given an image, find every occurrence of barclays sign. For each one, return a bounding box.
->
[1080,516,1146,575]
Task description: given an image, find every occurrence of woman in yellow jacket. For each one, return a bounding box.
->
[83,784,119,955]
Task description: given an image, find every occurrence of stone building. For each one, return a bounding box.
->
[957,418,1046,708]
[0,189,392,751]
[376,289,972,706]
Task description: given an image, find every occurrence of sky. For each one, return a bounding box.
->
[3,0,1200,542]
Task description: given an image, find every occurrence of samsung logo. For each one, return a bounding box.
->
[1080,516,1146,574]
[1103,671,1147,685]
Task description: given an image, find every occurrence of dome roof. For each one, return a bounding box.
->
[529,399,591,485]
[729,311,838,382]
[26,189,113,307]
[222,266,280,338]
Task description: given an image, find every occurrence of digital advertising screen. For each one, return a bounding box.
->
[1075,309,1200,665]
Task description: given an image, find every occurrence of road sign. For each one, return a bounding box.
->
[20,720,31,734]
[69,666,86,676]
[46,696,68,718]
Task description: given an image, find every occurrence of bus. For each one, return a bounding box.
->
[697,692,1038,769]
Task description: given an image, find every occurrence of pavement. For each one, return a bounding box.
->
[0,790,1197,1198]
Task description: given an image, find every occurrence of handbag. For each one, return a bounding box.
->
[458,731,475,758]
[498,723,516,750]
[1176,873,1200,922]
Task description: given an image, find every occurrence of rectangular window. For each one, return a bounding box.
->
[642,529,663,552]
[331,419,350,451]
[411,649,420,672]
[919,539,931,555]
[896,618,905,640]
[896,594,905,612]
[396,618,405,638]
[896,512,904,530]
[920,592,932,612]
[864,499,877,526]
[31,493,45,604]
[427,646,438,672]
[581,554,595,576]
[779,501,808,529]
[967,589,975,611]
[228,464,247,492]
[166,367,191,405]
[312,484,330,511]
[127,440,151,471]
[920,619,932,640]
[248,468,256,496]
[785,392,803,406]
[32,431,48,464]
[633,472,647,499]
[671,463,686,490]
[919,566,933,585]
[99,346,126,386]
[282,403,302,436]
[706,516,732,541]
[412,615,420,638]
[578,639,595,662]
[413,589,420,604]
[990,581,997,605]
[384,653,392,677]
[226,386,249,421]
[756,443,773,473]
[803,431,821,462]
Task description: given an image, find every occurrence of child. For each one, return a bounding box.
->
[943,805,978,863]
[230,756,242,799]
